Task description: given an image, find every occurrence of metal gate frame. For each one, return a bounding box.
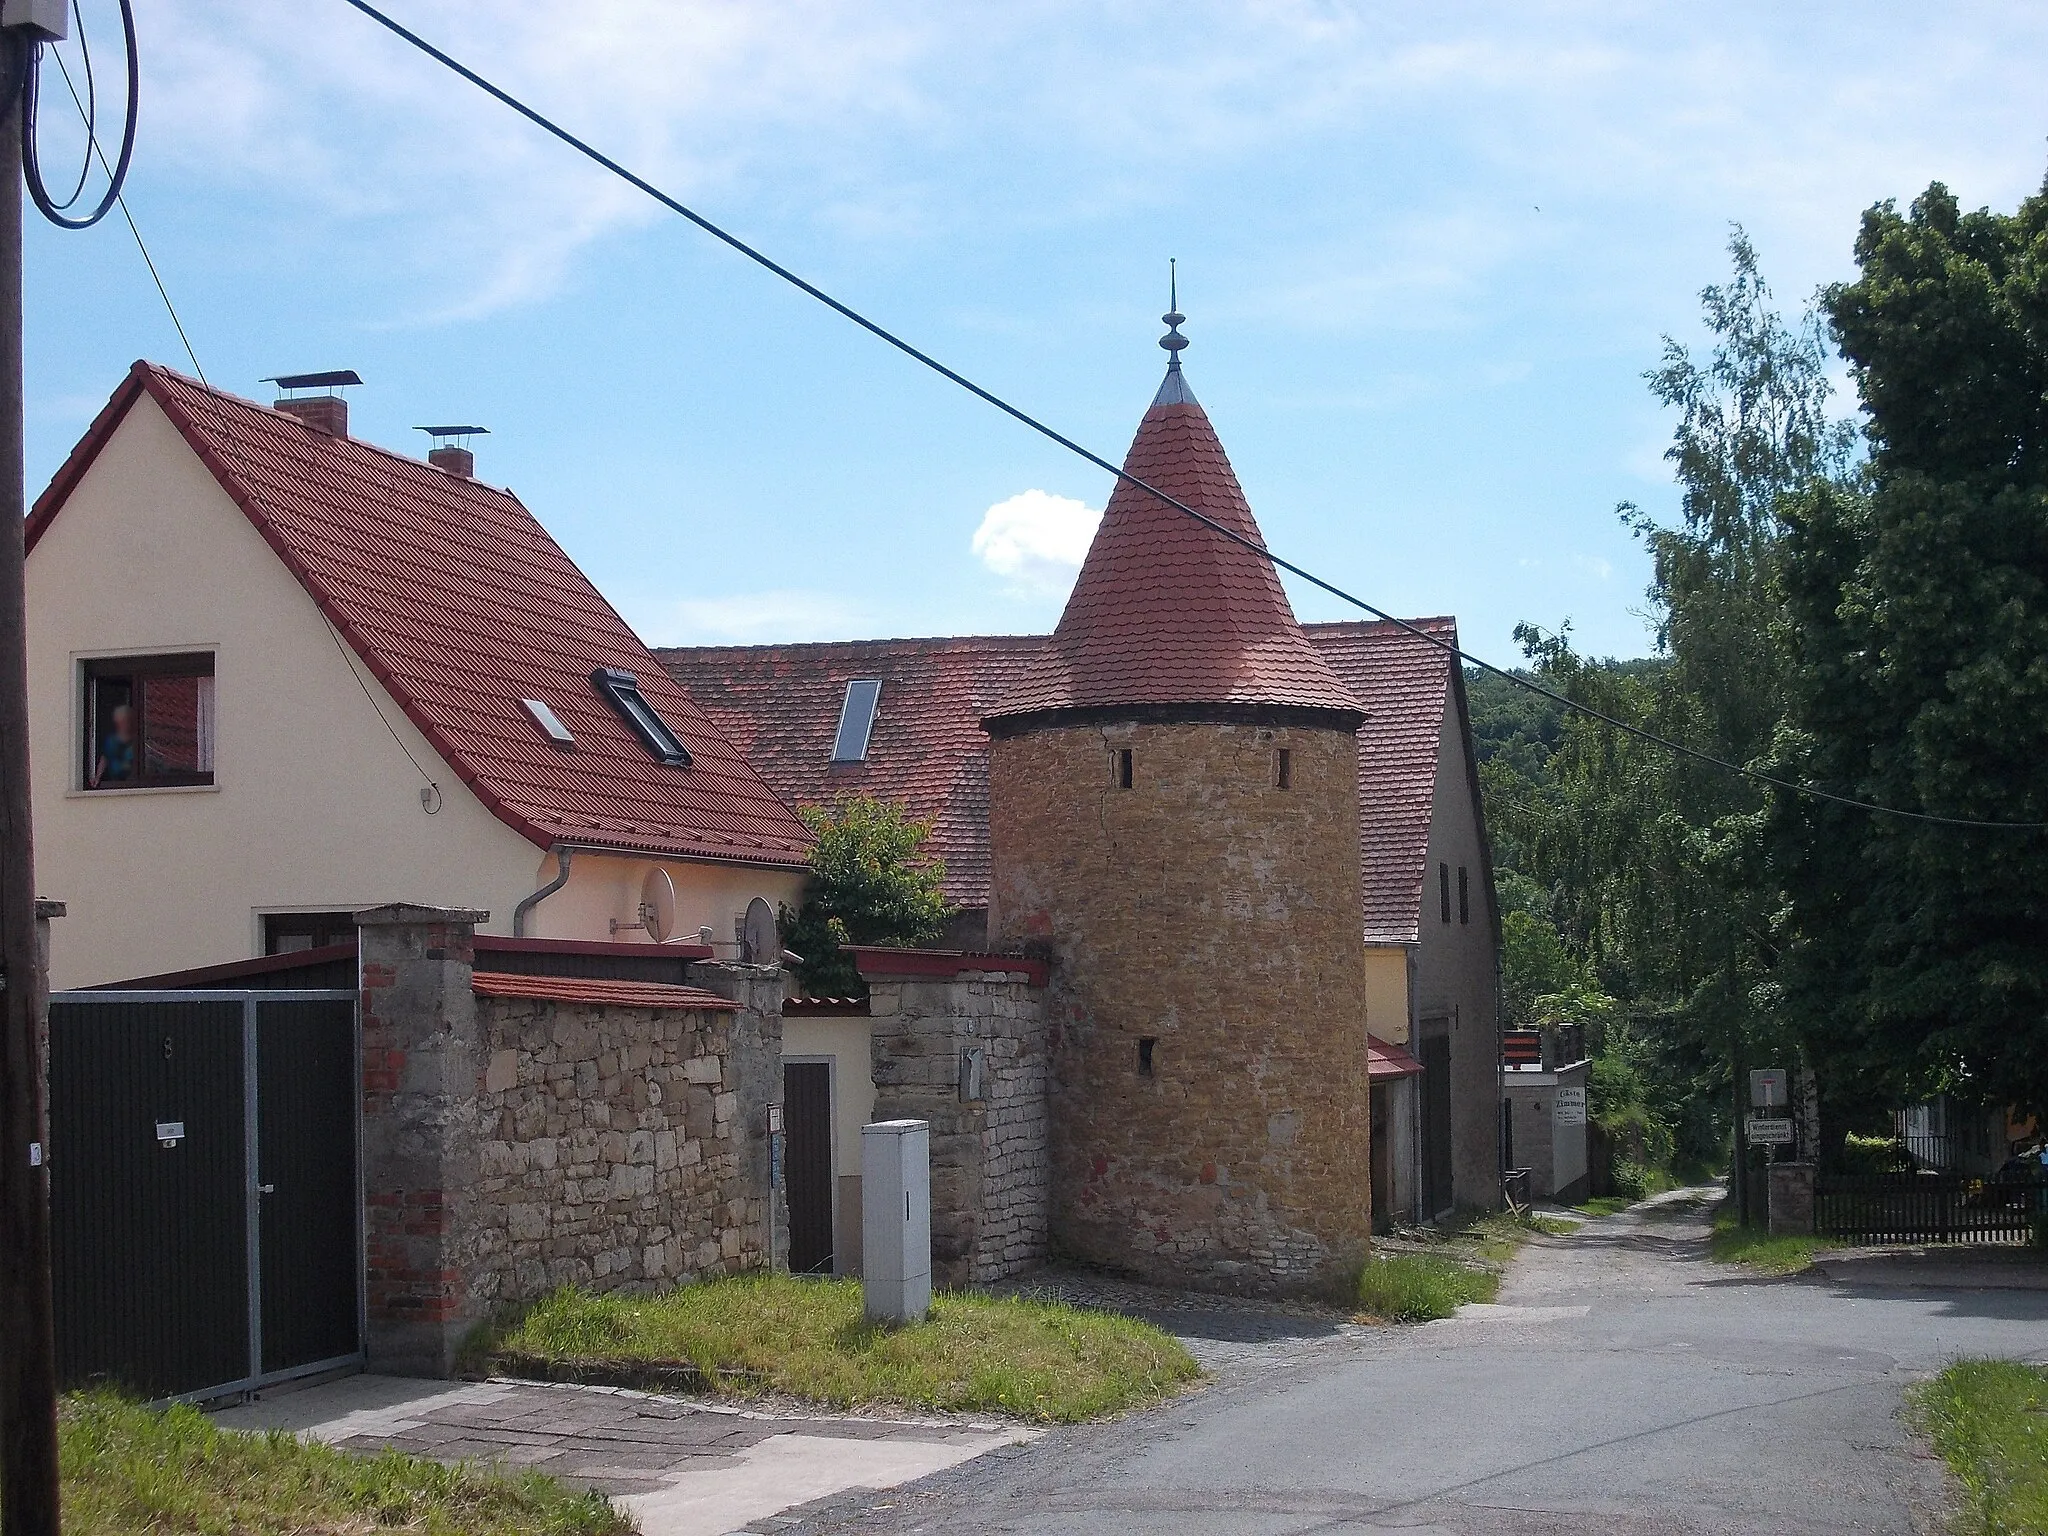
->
[51,988,365,1401]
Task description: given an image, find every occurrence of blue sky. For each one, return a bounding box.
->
[25,1,2048,662]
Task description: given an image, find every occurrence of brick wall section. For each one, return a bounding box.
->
[865,969,1049,1288]
[469,977,779,1304]
[358,903,493,1377]
[988,720,1373,1295]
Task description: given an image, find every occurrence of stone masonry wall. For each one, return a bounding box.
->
[987,719,1373,1295]
[358,903,785,1378]
[867,970,1049,1288]
[470,992,772,1305]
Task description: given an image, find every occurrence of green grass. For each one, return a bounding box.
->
[1354,1253,1501,1321]
[1518,1213,1584,1236]
[1907,1360,2048,1534]
[1708,1209,1841,1275]
[1576,1194,1637,1217]
[54,1392,630,1535]
[477,1274,1200,1423]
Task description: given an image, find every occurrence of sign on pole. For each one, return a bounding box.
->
[1749,1068,1789,1109]
[1746,1116,1795,1147]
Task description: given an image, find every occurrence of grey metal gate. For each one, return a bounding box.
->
[47,989,362,1401]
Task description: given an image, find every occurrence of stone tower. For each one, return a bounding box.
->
[982,309,1373,1294]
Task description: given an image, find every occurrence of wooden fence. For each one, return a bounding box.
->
[1815,1171,2048,1245]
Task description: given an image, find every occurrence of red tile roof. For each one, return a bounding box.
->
[471,971,739,1011]
[28,363,810,869]
[662,617,1479,942]
[986,389,1359,723]
[1368,1035,1425,1079]
[660,635,1043,906]
[1301,619,1460,945]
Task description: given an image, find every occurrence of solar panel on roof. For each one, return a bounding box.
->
[831,678,882,762]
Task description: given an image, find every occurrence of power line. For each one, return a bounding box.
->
[338,0,2048,835]
[48,51,207,383]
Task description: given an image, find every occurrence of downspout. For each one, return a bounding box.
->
[513,846,572,939]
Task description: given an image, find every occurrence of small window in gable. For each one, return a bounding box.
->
[523,698,574,745]
[592,668,692,766]
[1458,865,1470,925]
[1439,862,1451,924]
[831,678,883,762]
[82,653,215,789]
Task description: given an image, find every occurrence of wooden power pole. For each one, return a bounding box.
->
[0,64,62,1536]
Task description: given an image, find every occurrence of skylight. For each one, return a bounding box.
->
[831,678,883,762]
[592,668,692,766]
[523,698,573,745]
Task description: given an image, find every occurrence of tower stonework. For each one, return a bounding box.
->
[984,320,1372,1294]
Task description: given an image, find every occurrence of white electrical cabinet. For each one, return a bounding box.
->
[861,1118,931,1324]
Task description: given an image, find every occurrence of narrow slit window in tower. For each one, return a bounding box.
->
[1116,748,1134,789]
[1276,748,1292,789]
[1138,1037,1156,1076]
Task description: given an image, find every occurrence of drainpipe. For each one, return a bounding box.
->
[512,846,573,938]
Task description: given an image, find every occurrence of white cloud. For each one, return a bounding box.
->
[971,489,1100,596]
[634,590,871,646]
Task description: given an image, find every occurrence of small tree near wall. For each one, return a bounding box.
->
[781,796,952,997]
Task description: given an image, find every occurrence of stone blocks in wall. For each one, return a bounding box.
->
[863,964,1049,1289]
[356,904,786,1379]
[987,720,1373,1296]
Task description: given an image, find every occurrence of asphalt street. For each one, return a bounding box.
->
[775,1191,2048,1536]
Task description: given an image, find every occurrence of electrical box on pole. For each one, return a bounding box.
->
[0,1,65,40]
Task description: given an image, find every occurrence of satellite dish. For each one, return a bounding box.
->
[610,865,677,942]
[642,866,677,943]
[741,896,777,964]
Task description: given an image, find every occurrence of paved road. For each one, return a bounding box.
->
[776,1192,2048,1536]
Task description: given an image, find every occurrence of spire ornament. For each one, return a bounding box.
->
[1153,258,1197,405]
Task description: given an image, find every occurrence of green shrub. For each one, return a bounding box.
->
[1837,1134,1913,1175]
[1354,1254,1499,1321]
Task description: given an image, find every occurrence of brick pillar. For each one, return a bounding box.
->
[684,961,788,1274]
[1768,1163,1816,1236]
[357,903,489,1377]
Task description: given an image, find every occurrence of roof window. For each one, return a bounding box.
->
[592,667,692,766]
[831,678,883,762]
[522,698,574,745]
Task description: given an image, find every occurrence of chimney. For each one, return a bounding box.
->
[275,394,349,436]
[265,370,362,438]
[416,424,489,478]
[428,444,475,477]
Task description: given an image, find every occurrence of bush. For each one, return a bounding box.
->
[1354,1254,1499,1321]
[1836,1133,1913,1175]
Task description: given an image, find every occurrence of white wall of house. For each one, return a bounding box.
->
[1408,690,1502,1212]
[26,394,802,987]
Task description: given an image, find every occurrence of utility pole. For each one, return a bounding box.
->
[0,28,61,1536]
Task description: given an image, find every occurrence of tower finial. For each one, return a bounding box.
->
[1159,258,1188,366]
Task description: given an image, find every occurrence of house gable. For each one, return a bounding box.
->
[30,362,811,871]
[25,388,541,985]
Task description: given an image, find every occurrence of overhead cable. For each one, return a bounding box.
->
[337,0,2048,833]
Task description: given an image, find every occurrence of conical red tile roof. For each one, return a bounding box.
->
[985,371,1360,724]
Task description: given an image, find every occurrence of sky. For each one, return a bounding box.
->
[24,1,2048,663]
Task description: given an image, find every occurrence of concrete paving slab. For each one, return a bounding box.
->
[210,1374,1033,1536]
